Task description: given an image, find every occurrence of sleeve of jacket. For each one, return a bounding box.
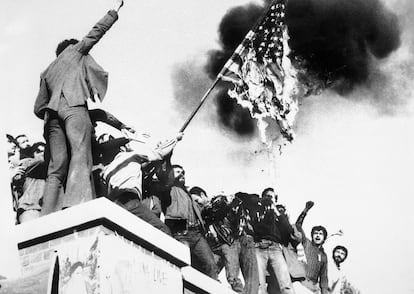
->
[76,10,119,55]
[129,137,178,163]
[98,137,130,154]
[34,76,50,119]
[295,209,308,244]
[89,108,126,130]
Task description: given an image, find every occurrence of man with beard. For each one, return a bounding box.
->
[329,245,347,294]
[161,164,218,280]
[329,246,360,294]
[295,201,328,294]
[15,134,33,159]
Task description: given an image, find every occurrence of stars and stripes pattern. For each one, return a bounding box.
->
[218,0,299,142]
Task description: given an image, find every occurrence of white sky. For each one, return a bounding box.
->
[1,0,414,293]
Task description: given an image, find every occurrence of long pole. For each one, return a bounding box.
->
[179,77,221,132]
[178,0,281,133]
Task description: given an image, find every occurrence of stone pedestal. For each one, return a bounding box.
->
[3,198,235,294]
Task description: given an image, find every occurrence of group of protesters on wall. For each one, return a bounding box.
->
[6,0,360,292]
[6,125,360,294]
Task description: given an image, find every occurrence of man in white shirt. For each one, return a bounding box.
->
[101,131,183,235]
[328,245,360,294]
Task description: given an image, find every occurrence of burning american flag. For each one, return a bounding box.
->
[218,0,300,143]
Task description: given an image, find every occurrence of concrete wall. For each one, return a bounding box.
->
[5,198,235,294]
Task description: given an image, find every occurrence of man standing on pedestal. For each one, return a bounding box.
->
[34,0,125,215]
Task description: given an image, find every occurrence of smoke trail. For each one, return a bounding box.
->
[203,0,401,135]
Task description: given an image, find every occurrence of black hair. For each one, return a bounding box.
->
[56,38,79,56]
[171,164,183,170]
[189,186,206,196]
[333,245,348,259]
[167,164,185,187]
[261,187,274,198]
[311,225,328,240]
[97,133,114,144]
[32,141,46,149]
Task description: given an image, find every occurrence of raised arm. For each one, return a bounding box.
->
[295,200,314,242]
[295,200,314,229]
[129,133,183,162]
[89,108,133,132]
[76,0,124,55]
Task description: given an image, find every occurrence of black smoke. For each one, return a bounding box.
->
[285,0,401,93]
[205,3,266,136]
[215,88,256,136]
[205,0,401,135]
[205,3,264,78]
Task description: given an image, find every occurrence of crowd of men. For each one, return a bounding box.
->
[7,134,358,294]
[6,0,360,293]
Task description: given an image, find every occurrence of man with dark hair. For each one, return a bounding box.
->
[332,246,348,268]
[55,39,79,57]
[34,0,125,216]
[328,245,360,294]
[11,142,48,223]
[261,187,275,199]
[295,201,329,294]
[189,186,209,211]
[160,164,218,280]
[15,134,32,159]
[254,188,295,294]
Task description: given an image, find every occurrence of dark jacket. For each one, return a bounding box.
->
[34,11,119,119]
[253,203,293,246]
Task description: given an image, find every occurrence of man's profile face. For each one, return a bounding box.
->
[312,230,325,245]
[16,136,30,149]
[173,167,185,184]
[333,248,347,264]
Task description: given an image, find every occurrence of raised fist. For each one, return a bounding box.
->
[305,201,314,210]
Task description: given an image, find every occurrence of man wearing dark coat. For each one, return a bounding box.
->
[34,0,125,215]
